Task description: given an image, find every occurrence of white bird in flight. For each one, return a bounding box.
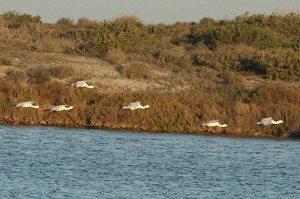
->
[123,102,150,110]
[48,105,74,112]
[70,81,94,88]
[202,120,228,127]
[257,117,283,125]
[14,101,39,109]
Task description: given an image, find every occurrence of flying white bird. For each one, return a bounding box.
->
[70,81,94,88]
[257,117,283,125]
[202,120,228,127]
[14,101,39,109]
[123,102,150,110]
[48,105,74,112]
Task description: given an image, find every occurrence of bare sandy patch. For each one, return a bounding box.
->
[0,49,179,92]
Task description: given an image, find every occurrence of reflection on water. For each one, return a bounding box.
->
[0,125,299,199]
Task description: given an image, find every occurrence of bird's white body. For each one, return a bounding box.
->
[50,105,74,112]
[123,102,150,110]
[202,120,228,127]
[257,117,283,125]
[15,101,39,109]
[71,81,94,88]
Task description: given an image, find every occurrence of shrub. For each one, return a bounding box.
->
[115,15,142,24]
[76,17,99,28]
[124,61,153,79]
[249,49,300,80]
[201,24,285,49]
[56,17,74,26]
[5,68,26,82]
[105,48,127,65]
[27,66,51,85]
[199,17,217,26]
[1,57,13,65]
[194,44,257,71]
[37,37,64,53]
[1,11,41,28]
[84,19,149,52]
[49,65,75,79]
[157,47,190,67]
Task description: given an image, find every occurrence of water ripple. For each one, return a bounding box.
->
[0,125,299,199]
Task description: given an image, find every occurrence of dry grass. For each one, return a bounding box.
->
[0,78,298,137]
[49,65,75,79]
[105,48,127,65]
[0,55,299,137]
[5,68,26,82]
[76,17,100,28]
[114,15,142,24]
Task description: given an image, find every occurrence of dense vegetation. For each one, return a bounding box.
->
[0,11,299,138]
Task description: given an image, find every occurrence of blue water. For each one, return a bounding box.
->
[0,125,299,199]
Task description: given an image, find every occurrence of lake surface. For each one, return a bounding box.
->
[0,125,299,199]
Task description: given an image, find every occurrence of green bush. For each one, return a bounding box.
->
[1,11,41,28]
[73,19,150,53]
[199,24,286,49]
[249,49,300,80]
[193,44,255,72]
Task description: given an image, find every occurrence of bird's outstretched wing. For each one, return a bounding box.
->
[128,102,141,106]
[16,102,26,107]
[257,117,273,125]
[51,105,62,111]
[75,81,88,87]
[205,120,220,124]
[16,101,34,107]
[123,102,141,109]
[261,117,272,122]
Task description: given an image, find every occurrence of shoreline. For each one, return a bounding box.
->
[1,120,297,141]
